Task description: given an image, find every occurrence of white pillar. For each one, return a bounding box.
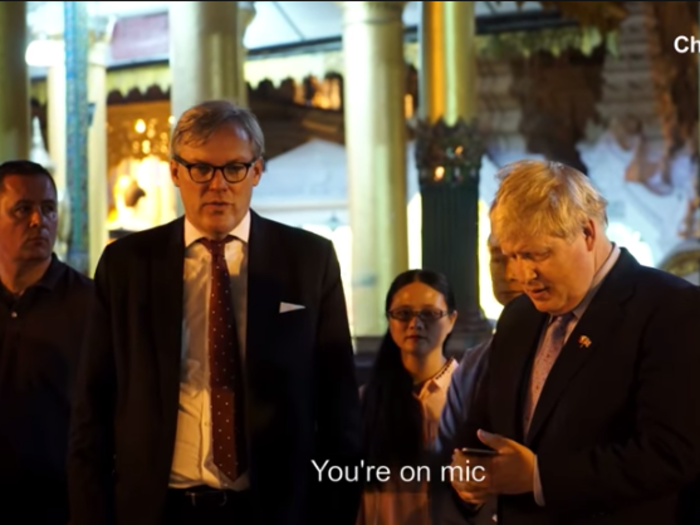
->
[237,2,256,108]
[339,1,410,337]
[87,33,110,275]
[169,1,246,216]
[169,1,244,120]
[46,39,70,259]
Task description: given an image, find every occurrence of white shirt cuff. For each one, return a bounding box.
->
[533,455,545,506]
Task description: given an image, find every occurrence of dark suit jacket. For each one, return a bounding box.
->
[432,339,496,525]
[438,248,700,525]
[68,212,362,525]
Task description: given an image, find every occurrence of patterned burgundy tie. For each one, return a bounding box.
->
[199,236,247,481]
[523,312,576,434]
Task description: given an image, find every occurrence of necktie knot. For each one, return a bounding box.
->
[198,236,234,256]
[552,312,576,336]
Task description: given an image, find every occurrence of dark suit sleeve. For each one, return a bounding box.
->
[431,340,493,525]
[67,249,117,525]
[538,286,700,513]
[309,240,362,524]
[436,339,492,458]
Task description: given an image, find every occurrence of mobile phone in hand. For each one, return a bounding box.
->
[460,447,498,457]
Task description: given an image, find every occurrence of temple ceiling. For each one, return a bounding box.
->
[26,1,545,53]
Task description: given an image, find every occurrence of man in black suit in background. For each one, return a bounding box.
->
[436,160,700,524]
[68,100,361,525]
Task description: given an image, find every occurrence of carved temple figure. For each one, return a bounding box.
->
[578,116,693,267]
[107,174,152,232]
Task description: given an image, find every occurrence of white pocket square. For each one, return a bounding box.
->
[280,302,305,313]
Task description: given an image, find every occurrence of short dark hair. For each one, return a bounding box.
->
[0,160,57,195]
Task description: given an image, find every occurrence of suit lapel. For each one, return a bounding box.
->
[490,301,548,441]
[151,218,185,427]
[245,212,283,431]
[524,250,637,446]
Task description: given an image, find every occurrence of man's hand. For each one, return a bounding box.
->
[450,429,537,504]
[477,429,536,495]
[449,448,491,506]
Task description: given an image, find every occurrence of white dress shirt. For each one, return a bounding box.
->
[169,211,251,490]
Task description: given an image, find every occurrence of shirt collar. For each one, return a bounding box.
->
[570,242,620,320]
[184,209,251,248]
[34,254,66,290]
[416,357,459,397]
[0,253,65,300]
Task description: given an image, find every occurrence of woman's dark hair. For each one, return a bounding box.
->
[361,269,456,483]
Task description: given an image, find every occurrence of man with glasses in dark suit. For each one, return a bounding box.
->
[68,100,361,525]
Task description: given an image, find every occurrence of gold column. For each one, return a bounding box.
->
[169,1,243,119]
[339,1,409,338]
[237,2,256,108]
[0,1,30,160]
[87,28,110,276]
[416,1,490,343]
[420,1,477,124]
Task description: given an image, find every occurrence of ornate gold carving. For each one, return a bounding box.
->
[106,100,171,170]
[107,63,170,97]
[249,75,343,111]
[640,2,698,188]
[661,249,700,279]
[477,25,618,59]
[510,48,605,171]
[532,2,627,33]
[415,118,482,187]
[642,2,677,190]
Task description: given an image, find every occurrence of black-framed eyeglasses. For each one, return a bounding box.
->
[172,154,259,184]
[387,308,449,323]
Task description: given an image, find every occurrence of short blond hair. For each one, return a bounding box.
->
[489,160,608,245]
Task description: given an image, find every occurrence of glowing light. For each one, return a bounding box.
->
[478,199,502,321]
[404,94,414,119]
[606,222,654,267]
[134,119,146,133]
[407,192,422,269]
[25,39,63,67]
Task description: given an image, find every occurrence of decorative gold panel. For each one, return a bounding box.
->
[107,99,172,170]
[107,63,171,96]
[661,249,700,279]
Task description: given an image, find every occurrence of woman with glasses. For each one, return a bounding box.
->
[357,269,459,525]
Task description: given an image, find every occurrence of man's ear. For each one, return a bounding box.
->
[250,157,264,187]
[170,160,180,187]
[583,218,597,250]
